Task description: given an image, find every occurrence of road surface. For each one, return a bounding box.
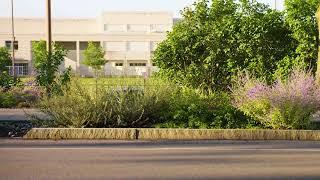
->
[1,140,320,179]
[0,109,46,121]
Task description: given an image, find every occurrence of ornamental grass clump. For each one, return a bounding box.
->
[232,70,320,129]
[35,78,174,128]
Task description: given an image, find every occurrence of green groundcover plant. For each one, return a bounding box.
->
[232,69,320,129]
[0,85,41,108]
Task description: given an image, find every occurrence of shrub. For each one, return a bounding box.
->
[0,71,15,89]
[232,70,320,129]
[0,47,11,72]
[156,90,258,129]
[0,86,41,108]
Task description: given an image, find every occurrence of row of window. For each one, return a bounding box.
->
[3,41,159,52]
[104,41,160,52]
[5,41,19,50]
[7,63,28,76]
[104,24,169,33]
[115,63,148,67]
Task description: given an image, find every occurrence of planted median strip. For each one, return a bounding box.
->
[23,128,320,141]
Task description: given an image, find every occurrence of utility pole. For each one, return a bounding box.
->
[46,0,52,54]
[274,0,277,10]
[11,0,16,79]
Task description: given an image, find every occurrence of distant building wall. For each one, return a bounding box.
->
[0,11,173,77]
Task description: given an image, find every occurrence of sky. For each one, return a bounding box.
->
[0,0,285,18]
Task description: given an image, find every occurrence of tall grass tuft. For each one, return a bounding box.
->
[35,78,174,128]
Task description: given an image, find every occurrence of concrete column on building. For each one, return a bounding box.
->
[100,41,107,76]
[146,41,152,77]
[29,41,33,76]
[124,41,128,76]
[76,41,80,74]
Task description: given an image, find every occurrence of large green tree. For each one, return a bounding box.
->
[282,0,320,75]
[153,0,294,91]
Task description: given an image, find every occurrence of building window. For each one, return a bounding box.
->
[5,41,18,50]
[104,42,126,51]
[127,24,148,32]
[150,24,166,33]
[7,63,28,76]
[115,63,123,67]
[129,63,146,67]
[104,24,127,32]
[128,42,148,51]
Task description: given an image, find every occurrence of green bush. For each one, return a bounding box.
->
[0,72,15,89]
[0,86,40,108]
[156,90,258,129]
[0,92,17,108]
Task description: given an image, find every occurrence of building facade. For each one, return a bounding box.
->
[0,12,173,76]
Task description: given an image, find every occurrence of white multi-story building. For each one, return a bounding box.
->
[0,12,173,76]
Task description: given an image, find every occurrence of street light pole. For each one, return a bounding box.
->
[11,0,16,79]
[46,0,52,54]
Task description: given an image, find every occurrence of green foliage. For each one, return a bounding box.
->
[32,41,71,95]
[0,92,17,108]
[0,86,40,108]
[0,47,11,72]
[153,0,293,91]
[282,0,320,72]
[156,90,258,129]
[82,42,106,73]
[0,72,15,88]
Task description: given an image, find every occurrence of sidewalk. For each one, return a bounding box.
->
[0,109,45,121]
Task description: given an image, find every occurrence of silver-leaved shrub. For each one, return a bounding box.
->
[232,70,320,129]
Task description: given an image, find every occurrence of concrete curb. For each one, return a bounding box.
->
[23,128,320,140]
[138,129,320,140]
[23,128,137,140]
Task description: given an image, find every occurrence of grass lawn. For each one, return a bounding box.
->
[77,77,146,86]
[20,76,152,87]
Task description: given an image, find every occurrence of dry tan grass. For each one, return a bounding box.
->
[137,129,320,141]
[23,128,137,140]
[23,128,320,141]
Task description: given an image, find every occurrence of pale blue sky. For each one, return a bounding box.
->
[0,0,284,18]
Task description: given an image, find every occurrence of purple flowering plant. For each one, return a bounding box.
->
[231,70,320,129]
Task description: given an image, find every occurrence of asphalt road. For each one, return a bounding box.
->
[1,140,320,179]
[0,109,46,121]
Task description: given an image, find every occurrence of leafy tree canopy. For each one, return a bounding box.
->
[153,0,295,91]
[82,42,106,71]
[0,47,12,72]
[275,0,320,78]
[32,40,71,95]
